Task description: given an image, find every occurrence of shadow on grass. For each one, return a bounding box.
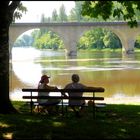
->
[0,102,139,139]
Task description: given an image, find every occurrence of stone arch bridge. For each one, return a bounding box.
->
[9,22,140,56]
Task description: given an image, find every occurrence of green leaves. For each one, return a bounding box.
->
[81,1,140,28]
[82,1,113,20]
[113,8,123,19]
[12,2,27,22]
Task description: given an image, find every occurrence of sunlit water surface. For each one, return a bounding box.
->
[10,47,140,104]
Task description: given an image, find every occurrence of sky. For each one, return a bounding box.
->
[15,1,75,23]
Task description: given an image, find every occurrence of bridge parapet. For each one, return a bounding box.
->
[11,21,140,26]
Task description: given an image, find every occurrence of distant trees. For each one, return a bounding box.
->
[59,4,67,22]
[135,36,140,49]
[52,9,59,22]
[14,34,34,47]
[69,1,84,22]
[31,30,64,50]
[78,28,122,51]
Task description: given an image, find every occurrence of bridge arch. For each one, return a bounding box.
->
[9,26,73,56]
[12,27,66,49]
[10,22,140,56]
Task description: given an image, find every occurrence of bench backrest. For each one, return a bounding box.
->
[22,87,105,93]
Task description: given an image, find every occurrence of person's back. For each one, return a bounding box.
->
[64,74,87,117]
[65,82,86,106]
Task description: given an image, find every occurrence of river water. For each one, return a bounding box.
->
[10,47,140,104]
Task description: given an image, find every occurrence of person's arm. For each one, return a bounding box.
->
[80,83,104,91]
[61,85,69,97]
[86,86,105,92]
[45,84,58,90]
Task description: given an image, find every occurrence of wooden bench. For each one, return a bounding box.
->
[22,87,105,117]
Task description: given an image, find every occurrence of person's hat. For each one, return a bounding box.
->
[41,75,50,81]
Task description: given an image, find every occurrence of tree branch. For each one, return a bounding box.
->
[9,1,21,12]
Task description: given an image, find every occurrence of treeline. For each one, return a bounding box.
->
[14,1,140,50]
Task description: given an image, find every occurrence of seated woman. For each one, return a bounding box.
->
[37,74,61,114]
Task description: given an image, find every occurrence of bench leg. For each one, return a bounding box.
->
[37,105,40,112]
[30,101,34,113]
[93,101,96,118]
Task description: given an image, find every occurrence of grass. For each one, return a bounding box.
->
[0,101,139,139]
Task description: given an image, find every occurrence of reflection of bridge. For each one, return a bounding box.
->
[9,22,140,56]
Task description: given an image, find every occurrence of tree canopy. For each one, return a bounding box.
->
[81,1,140,27]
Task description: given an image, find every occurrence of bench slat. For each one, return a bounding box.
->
[22,96,104,100]
[22,87,104,93]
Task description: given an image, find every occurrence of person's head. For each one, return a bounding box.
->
[40,74,50,84]
[71,74,80,83]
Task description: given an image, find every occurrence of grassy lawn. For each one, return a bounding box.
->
[0,101,139,139]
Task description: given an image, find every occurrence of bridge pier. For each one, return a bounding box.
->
[122,38,135,55]
[63,36,78,56]
[126,49,134,54]
[126,39,135,54]
[66,50,77,56]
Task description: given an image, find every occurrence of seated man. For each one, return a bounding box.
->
[63,74,95,117]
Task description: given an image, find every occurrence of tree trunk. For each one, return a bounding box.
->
[0,24,18,113]
[0,3,18,113]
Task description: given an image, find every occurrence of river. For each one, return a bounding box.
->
[10,47,140,105]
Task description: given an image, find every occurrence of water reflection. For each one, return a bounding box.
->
[10,48,140,104]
